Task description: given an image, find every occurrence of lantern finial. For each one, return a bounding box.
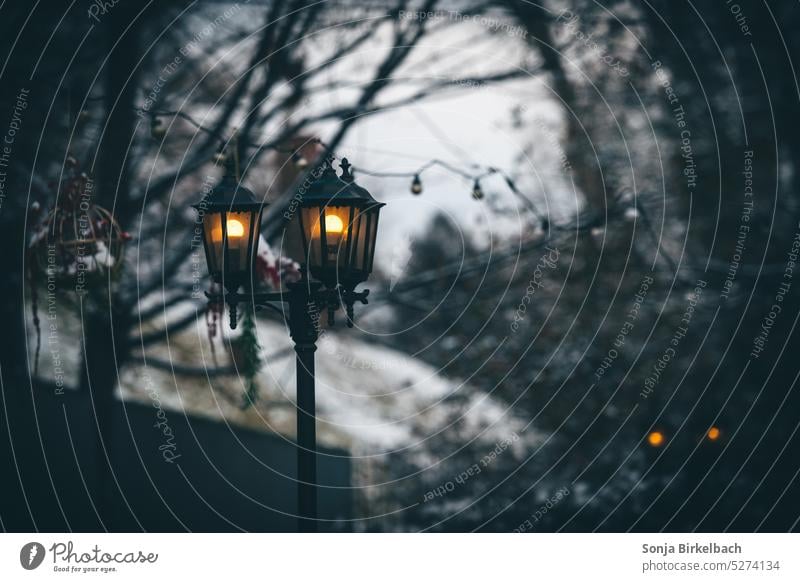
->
[339,158,353,182]
[222,152,235,174]
[221,149,241,181]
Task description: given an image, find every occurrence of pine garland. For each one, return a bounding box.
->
[239,309,263,409]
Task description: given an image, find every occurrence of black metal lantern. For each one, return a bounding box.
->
[293,158,384,290]
[193,157,265,292]
[192,152,384,532]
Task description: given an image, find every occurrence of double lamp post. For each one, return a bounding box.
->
[192,155,384,532]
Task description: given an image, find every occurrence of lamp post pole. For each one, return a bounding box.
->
[217,282,324,531]
[287,280,321,532]
[195,155,383,533]
[211,281,369,531]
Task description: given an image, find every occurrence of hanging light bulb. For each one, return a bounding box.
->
[531,220,545,241]
[150,116,165,139]
[410,174,422,195]
[471,179,484,200]
[292,151,309,169]
[541,217,550,236]
[213,142,227,165]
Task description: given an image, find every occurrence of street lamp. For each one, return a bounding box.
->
[194,155,384,532]
[290,158,384,314]
[192,156,264,298]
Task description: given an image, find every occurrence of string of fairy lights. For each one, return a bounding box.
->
[146,109,543,212]
[144,108,693,291]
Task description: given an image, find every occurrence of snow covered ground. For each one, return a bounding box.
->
[120,315,533,457]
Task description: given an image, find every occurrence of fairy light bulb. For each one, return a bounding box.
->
[213,143,227,164]
[293,152,309,169]
[411,174,422,194]
[471,180,484,200]
[150,116,165,139]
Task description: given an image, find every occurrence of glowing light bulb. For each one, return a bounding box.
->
[325,214,344,234]
[212,218,245,242]
[647,431,664,447]
[226,218,244,237]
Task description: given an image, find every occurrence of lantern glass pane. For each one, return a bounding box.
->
[341,205,356,274]
[303,204,354,272]
[351,209,368,272]
[366,208,380,272]
[203,210,256,283]
[300,206,323,270]
[202,212,223,277]
[322,206,350,262]
[246,209,262,281]
[225,210,256,275]
[284,208,306,263]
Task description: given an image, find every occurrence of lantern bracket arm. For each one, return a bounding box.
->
[341,287,369,304]
[204,289,288,305]
[205,289,291,328]
[252,299,290,319]
[337,287,369,328]
[203,283,371,329]
[251,291,291,304]
[205,287,319,328]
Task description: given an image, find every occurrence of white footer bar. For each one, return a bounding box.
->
[1,533,797,581]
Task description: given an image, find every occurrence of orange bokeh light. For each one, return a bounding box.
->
[647,431,665,447]
[707,427,721,441]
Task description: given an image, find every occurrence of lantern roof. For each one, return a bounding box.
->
[192,156,265,213]
[299,158,385,210]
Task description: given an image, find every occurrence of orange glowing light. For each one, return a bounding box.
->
[325,214,344,234]
[212,218,245,242]
[707,427,720,441]
[647,431,665,447]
